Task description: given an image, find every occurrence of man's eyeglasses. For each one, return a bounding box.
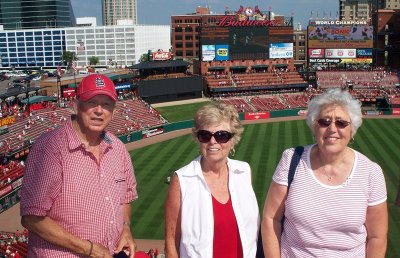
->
[317,118,351,129]
[197,130,234,143]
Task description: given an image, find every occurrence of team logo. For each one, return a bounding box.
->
[95,77,106,88]
[245,7,254,17]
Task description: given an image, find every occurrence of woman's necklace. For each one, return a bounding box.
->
[318,152,335,181]
[321,165,333,181]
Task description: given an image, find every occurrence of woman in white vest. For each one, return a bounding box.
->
[165,102,259,258]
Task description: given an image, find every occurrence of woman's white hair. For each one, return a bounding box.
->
[306,88,363,137]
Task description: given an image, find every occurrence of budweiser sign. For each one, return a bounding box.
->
[152,51,172,61]
[218,16,279,27]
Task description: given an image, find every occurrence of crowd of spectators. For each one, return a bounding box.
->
[316,68,400,89]
[205,68,307,90]
[0,229,162,258]
[0,230,28,257]
[0,97,167,160]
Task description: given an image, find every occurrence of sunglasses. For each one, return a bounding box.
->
[197,130,234,143]
[317,118,351,129]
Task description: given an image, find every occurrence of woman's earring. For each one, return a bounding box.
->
[349,137,355,145]
[229,148,236,157]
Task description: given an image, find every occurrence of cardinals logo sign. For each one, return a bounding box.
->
[236,5,267,21]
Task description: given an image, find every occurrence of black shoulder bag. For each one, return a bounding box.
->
[256,146,304,258]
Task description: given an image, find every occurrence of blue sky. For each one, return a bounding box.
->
[70,0,339,28]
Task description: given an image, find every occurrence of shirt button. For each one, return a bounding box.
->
[110,220,114,224]
[105,197,110,201]
[100,174,104,178]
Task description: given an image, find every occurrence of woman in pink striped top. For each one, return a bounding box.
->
[261,88,388,258]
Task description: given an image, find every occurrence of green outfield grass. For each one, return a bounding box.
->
[155,101,211,122]
[129,118,400,258]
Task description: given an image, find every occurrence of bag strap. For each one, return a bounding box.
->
[255,146,305,258]
[287,146,304,190]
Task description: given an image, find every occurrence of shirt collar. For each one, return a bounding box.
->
[184,156,244,177]
[65,117,113,151]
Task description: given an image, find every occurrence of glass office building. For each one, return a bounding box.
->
[0,29,65,67]
[0,0,73,30]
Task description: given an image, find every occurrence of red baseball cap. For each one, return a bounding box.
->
[77,74,117,102]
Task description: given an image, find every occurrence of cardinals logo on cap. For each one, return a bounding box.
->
[95,77,106,88]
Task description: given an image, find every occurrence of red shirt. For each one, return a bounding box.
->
[20,118,138,257]
[212,195,243,258]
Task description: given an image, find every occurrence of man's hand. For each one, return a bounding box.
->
[90,242,114,258]
[114,226,137,258]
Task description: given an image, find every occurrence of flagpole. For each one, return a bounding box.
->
[73,71,77,94]
[72,61,77,95]
[57,74,61,107]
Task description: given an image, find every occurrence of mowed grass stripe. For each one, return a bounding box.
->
[364,120,400,201]
[132,137,192,208]
[131,136,199,238]
[130,137,190,236]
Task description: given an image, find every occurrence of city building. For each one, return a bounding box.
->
[0,25,170,67]
[293,25,307,70]
[374,9,400,68]
[171,7,217,60]
[102,0,137,25]
[0,0,74,30]
[76,17,97,27]
[339,0,371,21]
[65,25,170,67]
[0,28,65,67]
[171,6,290,61]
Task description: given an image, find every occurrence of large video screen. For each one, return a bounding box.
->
[229,27,269,60]
[308,25,373,49]
[200,25,293,61]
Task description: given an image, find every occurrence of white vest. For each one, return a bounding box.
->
[176,156,260,258]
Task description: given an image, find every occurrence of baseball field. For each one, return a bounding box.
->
[128,103,400,258]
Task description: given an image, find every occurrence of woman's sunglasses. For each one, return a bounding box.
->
[197,130,234,143]
[317,118,351,129]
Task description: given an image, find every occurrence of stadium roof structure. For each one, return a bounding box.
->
[21,95,56,104]
[130,60,190,70]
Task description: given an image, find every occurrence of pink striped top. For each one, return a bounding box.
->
[20,118,138,257]
[273,144,387,258]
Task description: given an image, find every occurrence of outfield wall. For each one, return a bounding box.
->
[118,108,397,144]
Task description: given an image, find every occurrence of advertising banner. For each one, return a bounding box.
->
[308,25,373,48]
[309,58,341,63]
[0,187,21,213]
[115,84,131,90]
[357,48,373,57]
[152,51,172,61]
[269,43,293,59]
[202,45,216,61]
[245,112,270,120]
[325,49,356,58]
[308,49,325,58]
[0,116,15,127]
[215,45,229,61]
[362,111,383,116]
[0,185,12,198]
[142,127,164,139]
[392,108,400,115]
[63,88,76,98]
[340,58,372,63]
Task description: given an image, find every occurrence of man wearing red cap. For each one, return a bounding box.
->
[20,74,138,258]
